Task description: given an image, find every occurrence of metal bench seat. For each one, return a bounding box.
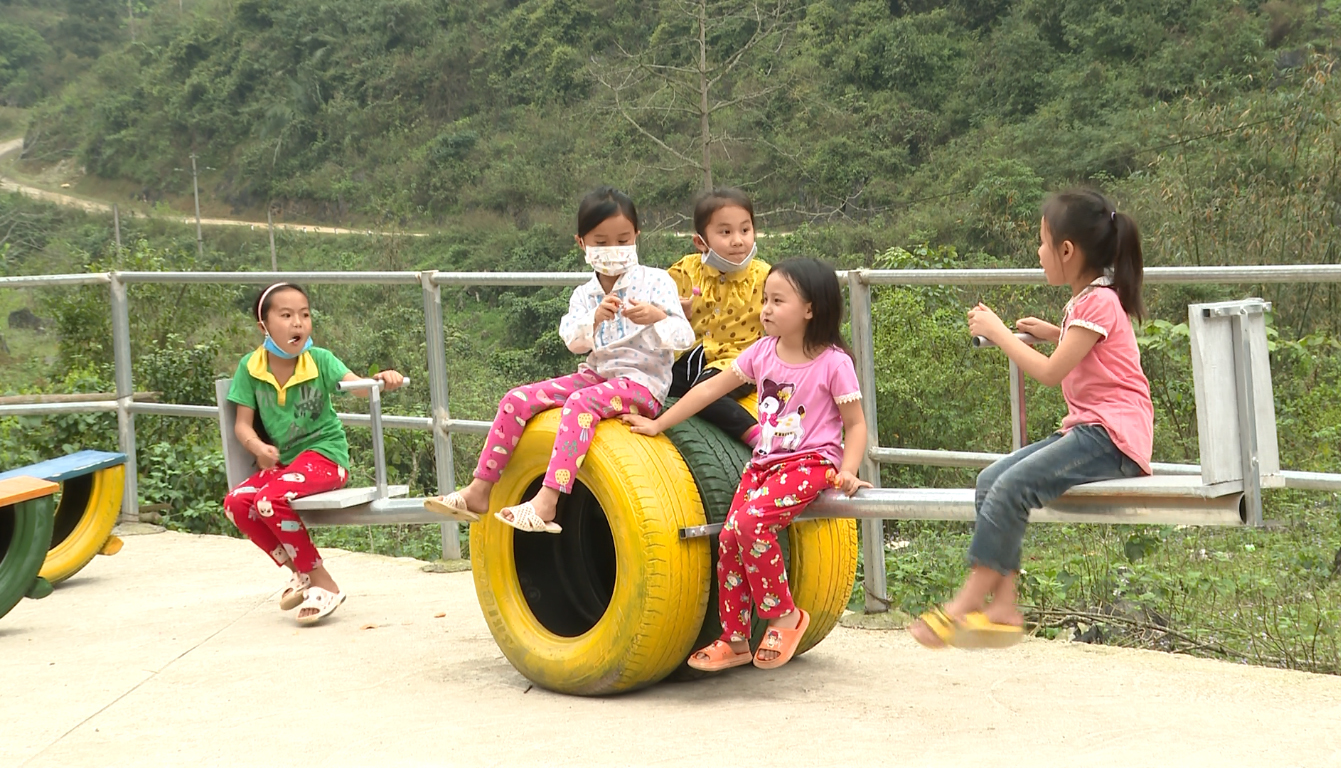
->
[215,379,421,526]
[289,485,409,511]
[679,475,1246,539]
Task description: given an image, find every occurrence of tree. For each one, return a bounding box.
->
[589,0,799,190]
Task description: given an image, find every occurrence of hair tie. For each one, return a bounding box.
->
[257,282,290,323]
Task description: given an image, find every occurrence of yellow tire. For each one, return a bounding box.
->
[788,517,859,655]
[39,466,124,584]
[470,410,711,695]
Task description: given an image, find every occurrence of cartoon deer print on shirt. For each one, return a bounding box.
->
[756,378,806,457]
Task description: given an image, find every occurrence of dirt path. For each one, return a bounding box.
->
[3,529,1340,767]
[0,138,425,238]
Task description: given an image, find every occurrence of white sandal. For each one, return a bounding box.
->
[495,502,562,534]
[295,586,346,625]
[279,571,311,611]
[424,491,482,523]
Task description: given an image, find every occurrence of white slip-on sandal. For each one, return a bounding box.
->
[279,571,311,611]
[424,491,482,523]
[495,502,562,534]
[295,587,346,625]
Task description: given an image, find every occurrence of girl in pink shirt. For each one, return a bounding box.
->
[911,188,1153,650]
[624,258,872,672]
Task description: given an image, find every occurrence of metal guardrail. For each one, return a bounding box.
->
[2,265,1341,601]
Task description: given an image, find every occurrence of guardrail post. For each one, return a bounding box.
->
[421,272,462,560]
[847,270,888,614]
[110,272,139,524]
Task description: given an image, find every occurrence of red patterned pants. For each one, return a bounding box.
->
[223,450,347,573]
[717,453,835,642]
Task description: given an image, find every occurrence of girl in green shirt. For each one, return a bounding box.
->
[224,283,404,626]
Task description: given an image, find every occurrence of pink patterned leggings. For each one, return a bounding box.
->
[476,371,661,493]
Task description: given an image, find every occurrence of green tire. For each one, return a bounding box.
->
[0,495,56,620]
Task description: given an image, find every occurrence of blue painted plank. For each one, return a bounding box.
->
[0,450,127,484]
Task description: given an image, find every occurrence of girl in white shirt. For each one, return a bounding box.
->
[425,187,693,532]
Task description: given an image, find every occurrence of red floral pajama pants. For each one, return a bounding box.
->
[717,452,836,642]
[223,450,347,573]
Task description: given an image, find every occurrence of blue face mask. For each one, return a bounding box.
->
[264,334,313,360]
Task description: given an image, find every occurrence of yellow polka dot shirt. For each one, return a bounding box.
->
[666,253,770,371]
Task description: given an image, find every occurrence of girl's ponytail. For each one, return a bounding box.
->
[1111,212,1145,320]
[1042,189,1146,319]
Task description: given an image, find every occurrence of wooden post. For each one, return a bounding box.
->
[190,153,203,258]
[268,208,277,271]
[113,204,122,255]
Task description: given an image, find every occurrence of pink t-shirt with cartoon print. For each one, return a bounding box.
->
[731,336,862,469]
[1059,282,1154,474]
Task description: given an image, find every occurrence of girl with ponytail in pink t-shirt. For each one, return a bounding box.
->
[911,188,1154,651]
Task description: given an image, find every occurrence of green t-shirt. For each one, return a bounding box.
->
[227,346,352,469]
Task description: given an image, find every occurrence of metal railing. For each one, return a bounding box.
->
[3,265,1341,602]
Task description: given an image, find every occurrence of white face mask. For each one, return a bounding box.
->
[702,242,757,273]
[584,244,638,276]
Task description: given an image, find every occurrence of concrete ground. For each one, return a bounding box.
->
[4,528,1341,768]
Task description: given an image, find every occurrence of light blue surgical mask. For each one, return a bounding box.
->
[264,334,313,360]
[702,242,757,273]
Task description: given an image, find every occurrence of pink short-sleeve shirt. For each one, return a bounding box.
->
[1059,281,1154,474]
[731,336,862,469]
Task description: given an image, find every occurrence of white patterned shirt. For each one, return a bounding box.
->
[559,264,695,403]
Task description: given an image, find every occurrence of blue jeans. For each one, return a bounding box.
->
[968,424,1142,575]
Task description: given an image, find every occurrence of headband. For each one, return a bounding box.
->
[256,283,290,323]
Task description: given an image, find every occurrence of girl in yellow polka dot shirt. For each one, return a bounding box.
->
[666,188,771,447]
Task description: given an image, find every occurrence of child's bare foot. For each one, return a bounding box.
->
[755,611,800,662]
[497,487,560,525]
[909,607,956,649]
[980,603,1025,628]
[754,608,811,667]
[456,479,493,514]
[297,565,341,622]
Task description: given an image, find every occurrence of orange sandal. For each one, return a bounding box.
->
[753,608,810,670]
[687,640,754,672]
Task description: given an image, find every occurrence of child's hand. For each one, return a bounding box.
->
[622,299,667,325]
[829,469,872,496]
[1015,317,1060,342]
[967,302,1010,343]
[594,294,622,325]
[375,370,405,392]
[679,286,700,316]
[256,443,281,470]
[621,413,663,436]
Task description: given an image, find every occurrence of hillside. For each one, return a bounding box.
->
[5,0,1335,255]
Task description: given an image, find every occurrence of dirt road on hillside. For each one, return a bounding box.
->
[0,137,425,237]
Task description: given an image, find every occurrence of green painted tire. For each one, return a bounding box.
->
[0,494,56,620]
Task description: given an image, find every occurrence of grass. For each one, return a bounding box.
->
[0,108,28,142]
[0,289,57,390]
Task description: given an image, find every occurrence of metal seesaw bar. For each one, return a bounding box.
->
[677,480,1246,539]
[295,496,445,527]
